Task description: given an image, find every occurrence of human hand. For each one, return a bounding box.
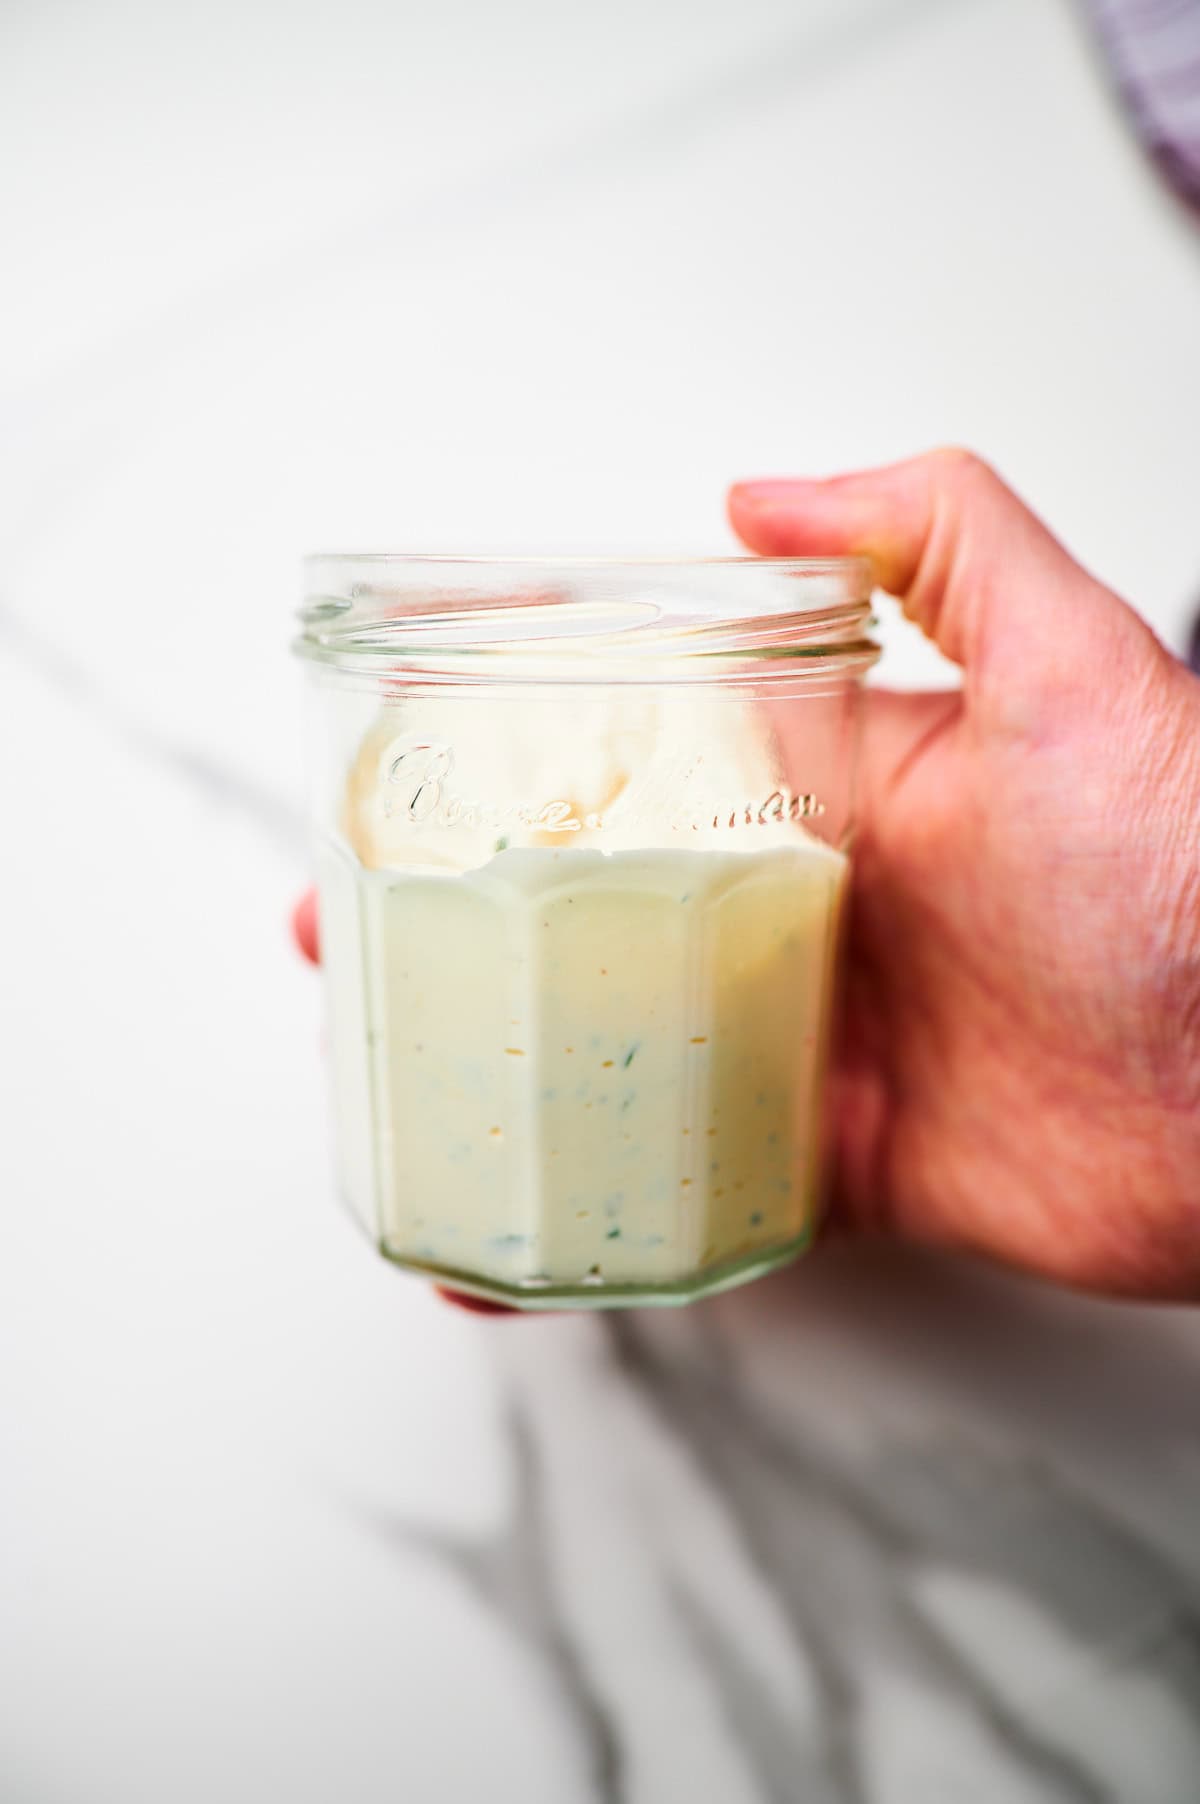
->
[731,451,1200,1298]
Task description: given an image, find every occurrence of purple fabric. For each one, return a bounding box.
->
[1087,2,1200,666]
[1087,0,1200,215]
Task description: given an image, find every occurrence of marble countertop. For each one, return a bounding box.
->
[2,1,1199,1799]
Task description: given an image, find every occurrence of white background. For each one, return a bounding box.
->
[2,3,1199,1800]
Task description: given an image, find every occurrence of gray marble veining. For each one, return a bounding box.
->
[356,1250,1200,1803]
[0,598,307,856]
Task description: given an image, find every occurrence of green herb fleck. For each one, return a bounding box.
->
[749,1211,764,1227]
[494,835,510,852]
[622,1043,639,1069]
[606,1227,622,1240]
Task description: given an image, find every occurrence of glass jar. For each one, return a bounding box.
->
[295,556,878,1308]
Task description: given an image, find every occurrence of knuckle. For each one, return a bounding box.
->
[929,445,998,496]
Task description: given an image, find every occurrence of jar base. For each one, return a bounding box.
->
[376,1229,814,1310]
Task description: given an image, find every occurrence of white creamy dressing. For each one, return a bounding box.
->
[319,692,846,1298]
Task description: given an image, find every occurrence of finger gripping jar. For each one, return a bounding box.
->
[296,557,877,1309]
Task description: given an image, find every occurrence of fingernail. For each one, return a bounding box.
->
[731,478,821,506]
[292,890,320,964]
[435,1285,520,1317]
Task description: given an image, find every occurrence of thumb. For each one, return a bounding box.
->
[729,450,1155,718]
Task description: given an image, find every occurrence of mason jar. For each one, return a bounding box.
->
[295,556,878,1308]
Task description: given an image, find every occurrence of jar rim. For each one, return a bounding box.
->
[304,552,871,571]
[296,553,878,681]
